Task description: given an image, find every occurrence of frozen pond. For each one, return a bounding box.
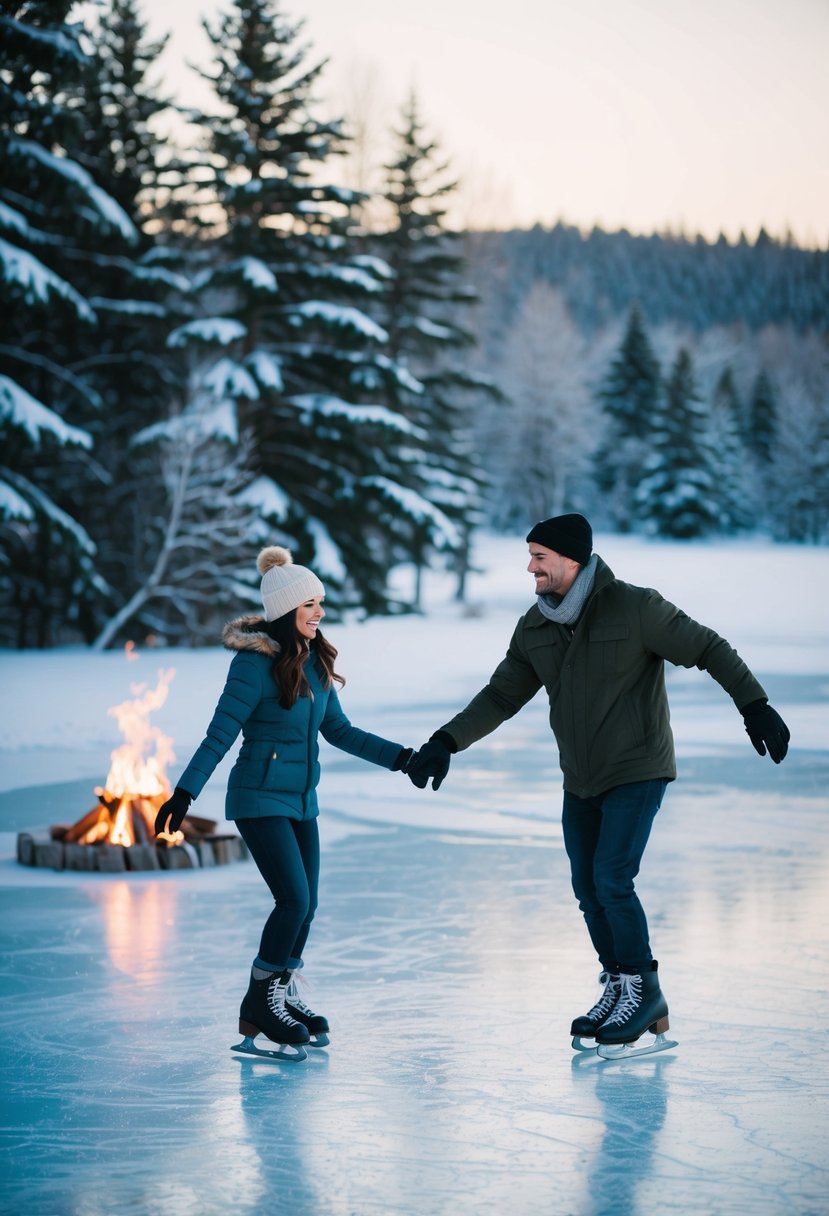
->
[1,535,828,1214]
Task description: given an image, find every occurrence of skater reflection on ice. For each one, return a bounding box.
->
[572,1052,673,1214]
[154,547,416,1063]
[407,514,791,1059]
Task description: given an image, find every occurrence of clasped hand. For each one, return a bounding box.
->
[406,736,453,791]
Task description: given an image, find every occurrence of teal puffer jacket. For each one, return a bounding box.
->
[178,617,403,820]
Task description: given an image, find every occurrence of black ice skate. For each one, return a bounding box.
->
[571,971,622,1051]
[594,963,678,1060]
[285,974,330,1047]
[232,970,311,1063]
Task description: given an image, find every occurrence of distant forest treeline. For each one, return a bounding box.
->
[458,224,829,539]
[465,223,829,338]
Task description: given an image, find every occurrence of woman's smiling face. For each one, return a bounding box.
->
[295,596,325,639]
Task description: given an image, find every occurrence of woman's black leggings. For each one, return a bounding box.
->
[235,815,320,973]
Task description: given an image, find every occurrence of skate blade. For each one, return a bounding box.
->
[596,1031,678,1061]
[308,1032,330,1048]
[571,1035,598,1052]
[231,1035,307,1063]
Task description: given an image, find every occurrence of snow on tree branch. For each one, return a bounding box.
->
[203,358,259,400]
[0,376,93,449]
[7,140,138,244]
[132,401,239,447]
[237,476,290,524]
[245,350,284,390]
[361,476,462,548]
[0,239,95,322]
[3,468,96,553]
[167,318,248,348]
[288,394,427,437]
[289,301,388,342]
[0,478,34,522]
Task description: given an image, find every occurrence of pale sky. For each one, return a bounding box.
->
[133,0,828,245]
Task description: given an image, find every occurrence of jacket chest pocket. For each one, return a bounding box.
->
[525,629,566,686]
[588,623,629,673]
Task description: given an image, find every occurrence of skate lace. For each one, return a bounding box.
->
[266,978,301,1027]
[587,971,621,1021]
[286,976,314,1018]
[602,973,642,1027]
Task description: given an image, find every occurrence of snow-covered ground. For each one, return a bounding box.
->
[1,533,827,1216]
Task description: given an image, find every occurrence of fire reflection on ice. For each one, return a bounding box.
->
[92,879,178,982]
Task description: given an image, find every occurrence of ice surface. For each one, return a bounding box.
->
[1,535,828,1215]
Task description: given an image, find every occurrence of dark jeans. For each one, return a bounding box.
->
[562,779,668,973]
[235,816,320,973]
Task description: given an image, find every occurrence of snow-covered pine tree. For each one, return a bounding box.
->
[370,91,495,606]
[57,0,201,645]
[636,348,720,538]
[0,1,140,646]
[490,282,594,528]
[709,367,755,533]
[161,0,433,615]
[747,368,777,465]
[766,387,829,544]
[593,305,661,531]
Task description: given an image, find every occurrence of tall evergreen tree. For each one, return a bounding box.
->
[0,1,140,646]
[371,91,494,604]
[636,348,719,538]
[747,368,777,464]
[593,305,661,531]
[767,389,829,543]
[58,0,194,645]
[709,366,754,532]
[161,0,435,616]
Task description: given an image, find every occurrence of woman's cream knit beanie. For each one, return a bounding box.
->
[258,547,325,621]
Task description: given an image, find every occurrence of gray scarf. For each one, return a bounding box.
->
[536,554,598,627]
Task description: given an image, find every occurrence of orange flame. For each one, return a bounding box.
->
[77,668,181,847]
[102,668,176,799]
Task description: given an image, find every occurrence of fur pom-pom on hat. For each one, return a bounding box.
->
[257,545,293,576]
[258,546,325,622]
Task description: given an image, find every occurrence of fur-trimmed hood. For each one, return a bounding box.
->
[222,615,280,657]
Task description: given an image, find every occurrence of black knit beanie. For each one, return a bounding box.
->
[526,513,593,565]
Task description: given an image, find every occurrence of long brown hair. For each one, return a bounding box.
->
[266,615,344,710]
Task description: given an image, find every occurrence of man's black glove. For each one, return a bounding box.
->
[407,732,455,791]
[393,747,416,773]
[741,700,790,764]
[154,786,193,835]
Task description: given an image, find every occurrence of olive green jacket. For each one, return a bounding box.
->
[440,556,766,798]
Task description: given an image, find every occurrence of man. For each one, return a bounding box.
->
[407,514,789,1058]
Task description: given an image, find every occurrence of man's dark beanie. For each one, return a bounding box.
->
[526,513,593,565]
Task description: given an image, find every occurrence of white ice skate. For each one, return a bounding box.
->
[231,1035,308,1063]
[596,1028,678,1060]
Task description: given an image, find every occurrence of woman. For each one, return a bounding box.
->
[155,546,414,1061]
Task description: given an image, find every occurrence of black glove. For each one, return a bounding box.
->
[407,733,455,791]
[393,747,416,773]
[741,700,790,764]
[154,786,193,834]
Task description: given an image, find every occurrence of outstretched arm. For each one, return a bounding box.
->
[320,686,409,770]
[408,623,543,790]
[641,591,790,763]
